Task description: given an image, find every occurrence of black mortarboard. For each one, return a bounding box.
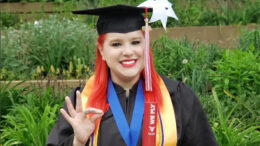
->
[72,5,152,35]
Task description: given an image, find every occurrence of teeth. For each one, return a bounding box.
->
[122,60,135,64]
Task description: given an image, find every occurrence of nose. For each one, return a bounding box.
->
[122,43,133,56]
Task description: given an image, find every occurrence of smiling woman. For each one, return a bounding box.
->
[47,1,218,146]
[100,31,145,91]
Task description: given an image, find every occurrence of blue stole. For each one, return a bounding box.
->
[107,78,144,146]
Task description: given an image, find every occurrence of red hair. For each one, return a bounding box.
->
[87,33,163,112]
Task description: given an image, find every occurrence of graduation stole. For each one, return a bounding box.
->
[81,75,177,146]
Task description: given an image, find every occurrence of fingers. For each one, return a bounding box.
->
[90,113,103,123]
[65,96,76,117]
[60,108,73,124]
[75,91,83,112]
[84,108,103,114]
[84,107,103,123]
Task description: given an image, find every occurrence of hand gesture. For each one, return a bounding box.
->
[60,91,103,146]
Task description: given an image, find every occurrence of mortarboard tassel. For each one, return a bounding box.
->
[144,7,152,91]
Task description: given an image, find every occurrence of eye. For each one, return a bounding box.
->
[132,40,140,45]
[111,42,121,47]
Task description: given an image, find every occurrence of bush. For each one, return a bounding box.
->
[152,36,222,95]
[208,49,260,123]
[1,15,96,80]
[209,49,260,97]
[239,29,260,54]
[0,13,21,27]
[0,86,65,146]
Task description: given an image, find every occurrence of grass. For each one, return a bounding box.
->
[0,86,66,146]
[211,88,260,146]
[1,105,59,146]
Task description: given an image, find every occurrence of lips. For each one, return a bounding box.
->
[120,59,137,68]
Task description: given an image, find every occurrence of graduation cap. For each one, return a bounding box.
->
[72,5,152,35]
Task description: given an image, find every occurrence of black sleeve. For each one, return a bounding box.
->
[46,87,89,146]
[176,82,218,146]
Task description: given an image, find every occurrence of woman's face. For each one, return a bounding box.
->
[99,30,145,85]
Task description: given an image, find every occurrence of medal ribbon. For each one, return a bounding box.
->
[107,78,144,146]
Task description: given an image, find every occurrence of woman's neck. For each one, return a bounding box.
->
[111,74,140,95]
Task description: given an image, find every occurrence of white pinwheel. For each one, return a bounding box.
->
[138,0,178,30]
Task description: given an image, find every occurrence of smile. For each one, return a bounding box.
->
[120,59,137,68]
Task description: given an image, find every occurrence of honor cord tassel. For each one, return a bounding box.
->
[144,7,152,91]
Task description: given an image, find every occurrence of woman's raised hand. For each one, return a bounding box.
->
[60,91,103,146]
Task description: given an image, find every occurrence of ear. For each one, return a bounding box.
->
[98,45,105,60]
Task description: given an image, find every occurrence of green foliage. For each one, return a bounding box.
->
[30,57,93,80]
[1,105,59,146]
[23,16,96,74]
[208,48,260,122]
[0,80,28,119]
[161,0,260,27]
[224,90,255,115]
[209,49,260,97]
[239,29,260,54]
[0,13,21,27]
[199,94,218,122]
[1,28,30,80]
[2,0,259,27]
[96,0,260,27]
[1,15,96,80]
[0,86,65,145]
[201,0,260,25]
[2,0,72,2]
[152,36,222,95]
[1,68,15,80]
[211,88,260,146]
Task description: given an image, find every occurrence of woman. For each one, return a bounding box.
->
[47,4,218,146]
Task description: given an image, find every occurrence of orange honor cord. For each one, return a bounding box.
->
[158,77,177,146]
[89,118,100,146]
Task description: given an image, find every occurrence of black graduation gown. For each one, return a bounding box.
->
[46,76,218,146]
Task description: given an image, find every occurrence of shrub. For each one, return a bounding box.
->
[0,13,20,27]
[239,29,260,54]
[0,86,65,145]
[152,36,222,95]
[208,49,260,123]
[1,15,97,80]
[209,49,260,97]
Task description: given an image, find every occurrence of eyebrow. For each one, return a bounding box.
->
[110,39,121,42]
[131,37,142,40]
[108,36,142,42]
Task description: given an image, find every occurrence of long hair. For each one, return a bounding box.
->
[86,33,163,112]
